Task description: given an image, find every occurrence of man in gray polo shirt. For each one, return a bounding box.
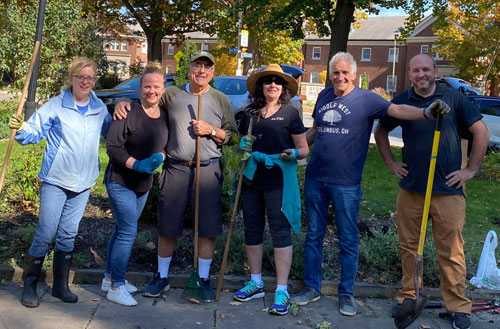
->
[115,52,236,301]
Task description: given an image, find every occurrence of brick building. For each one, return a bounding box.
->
[102,25,148,79]
[301,16,452,94]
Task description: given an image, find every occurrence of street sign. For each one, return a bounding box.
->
[229,48,238,53]
[242,53,253,58]
[240,30,249,47]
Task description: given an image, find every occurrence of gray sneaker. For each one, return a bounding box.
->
[290,287,320,306]
[339,295,357,316]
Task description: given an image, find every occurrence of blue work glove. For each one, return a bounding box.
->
[423,99,450,119]
[132,153,164,174]
[238,135,256,152]
[280,149,298,162]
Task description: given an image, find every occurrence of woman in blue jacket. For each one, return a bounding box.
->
[9,57,111,308]
[101,63,168,306]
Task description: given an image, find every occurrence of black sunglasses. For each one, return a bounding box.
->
[262,75,285,86]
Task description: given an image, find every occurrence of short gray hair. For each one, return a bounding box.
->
[329,52,357,74]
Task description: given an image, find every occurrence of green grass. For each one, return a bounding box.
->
[362,144,500,277]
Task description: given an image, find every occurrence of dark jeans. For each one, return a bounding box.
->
[304,178,362,296]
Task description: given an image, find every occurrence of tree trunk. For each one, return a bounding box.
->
[325,0,355,87]
[147,30,163,62]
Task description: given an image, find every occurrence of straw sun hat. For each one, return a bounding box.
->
[246,64,298,97]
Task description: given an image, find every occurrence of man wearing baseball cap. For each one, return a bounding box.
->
[114,51,236,301]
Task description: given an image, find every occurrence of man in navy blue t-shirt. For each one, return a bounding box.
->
[291,52,451,316]
[374,54,489,329]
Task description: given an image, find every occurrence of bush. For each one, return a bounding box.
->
[371,87,392,101]
[0,143,44,213]
[0,100,16,139]
[478,150,500,182]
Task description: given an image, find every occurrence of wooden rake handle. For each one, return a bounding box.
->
[193,93,202,267]
[215,117,254,301]
[0,41,40,193]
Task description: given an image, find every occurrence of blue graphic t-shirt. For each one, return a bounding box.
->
[305,87,390,185]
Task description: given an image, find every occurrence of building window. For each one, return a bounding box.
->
[166,65,172,73]
[142,42,147,54]
[361,48,371,61]
[420,45,429,54]
[432,45,443,60]
[110,40,119,51]
[359,73,369,89]
[386,75,397,92]
[388,48,399,62]
[201,44,209,51]
[121,41,127,51]
[310,72,320,83]
[312,47,321,60]
[167,44,174,55]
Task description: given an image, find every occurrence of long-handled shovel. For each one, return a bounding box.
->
[215,117,254,301]
[181,93,208,303]
[394,113,443,329]
[0,41,40,193]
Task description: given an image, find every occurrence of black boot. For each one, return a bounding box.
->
[51,251,78,303]
[21,255,45,308]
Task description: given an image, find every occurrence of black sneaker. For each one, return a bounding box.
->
[201,278,215,302]
[391,303,401,318]
[339,295,357,316]
[451,312,471,329]
[142,272,170,297]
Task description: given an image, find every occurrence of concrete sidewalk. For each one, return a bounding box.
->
[1,275,499,329]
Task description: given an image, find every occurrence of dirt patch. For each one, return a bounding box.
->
[0,195,401,284]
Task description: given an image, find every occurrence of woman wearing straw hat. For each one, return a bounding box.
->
[233,64,309,315]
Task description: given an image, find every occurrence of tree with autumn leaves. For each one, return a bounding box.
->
[433,0,500,95]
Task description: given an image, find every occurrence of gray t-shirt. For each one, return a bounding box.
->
[160,84,236,161]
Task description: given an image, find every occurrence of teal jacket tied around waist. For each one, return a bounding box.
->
[242,151,301,235]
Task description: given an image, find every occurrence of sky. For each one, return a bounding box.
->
[368,6,433,17]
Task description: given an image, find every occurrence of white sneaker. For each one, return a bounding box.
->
[101,278,138,293]
[107,285,138,306]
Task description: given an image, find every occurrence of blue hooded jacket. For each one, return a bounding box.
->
[15,89,111,192]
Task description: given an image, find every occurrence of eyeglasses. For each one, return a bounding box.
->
[191,63,214,71]
[71,75,96,83]
[262,76,285,86]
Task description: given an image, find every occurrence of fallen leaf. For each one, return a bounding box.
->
[184,296,201,304]
[146,241,156,250]
[196,322,202,325]
[220,314,227,320]
[262,307,269,312]
[417,325,431,329]
[92,298,100,302]
[230,301,242,306]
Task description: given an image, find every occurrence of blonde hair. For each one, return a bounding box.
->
[67,57,97,85]
[140,61,165,86]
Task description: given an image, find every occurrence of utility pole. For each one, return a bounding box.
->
[24,0,46,120]
[391,32,399,96]
[236,12,243,76]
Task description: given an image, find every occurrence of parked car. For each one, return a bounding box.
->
[213,64,304,124]
[437,77,481,96]
[95,74,175,113]
[467,95,500,147]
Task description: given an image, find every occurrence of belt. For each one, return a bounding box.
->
[167,157,220,168]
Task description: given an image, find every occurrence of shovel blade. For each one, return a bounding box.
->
[394,295,428,329]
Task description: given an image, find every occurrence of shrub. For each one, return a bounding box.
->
[0,100,16,139]
[371,87,392,101]
[477,150,500,182]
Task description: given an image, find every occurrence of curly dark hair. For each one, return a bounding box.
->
[247,75,292,114]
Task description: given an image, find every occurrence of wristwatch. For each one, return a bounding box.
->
[211,126,217,136]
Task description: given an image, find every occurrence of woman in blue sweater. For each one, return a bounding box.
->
[9,57,111,308]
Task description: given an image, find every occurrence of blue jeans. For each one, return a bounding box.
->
[304,178,362,296]
[105,179,149,288]
[29,182,91,257]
